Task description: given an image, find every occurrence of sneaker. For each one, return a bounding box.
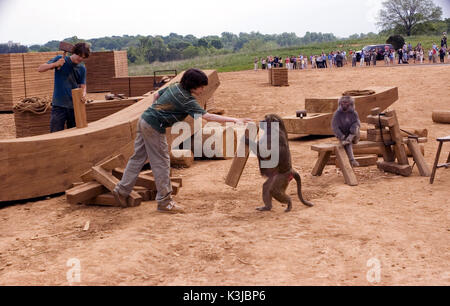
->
[112,189,129,207]
[157,201,185,214]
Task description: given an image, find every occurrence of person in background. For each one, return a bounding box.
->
[38,42,90,133]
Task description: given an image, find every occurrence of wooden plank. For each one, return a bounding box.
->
[80,154,127,182]
[327,154,379,167]
[91,166,142,207]
[407,139,431,177]
[72,88,88,128]
[366,115,396,128]
[283,113,334,135]
[377,161,413,177]
[385,110,409,165]
[66,181,107,204]
[311,141,381,153]
[312,150,332,176]
[334,146,358,186]
[225,123,258,188]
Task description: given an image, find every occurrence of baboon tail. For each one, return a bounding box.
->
[293,171,314,207]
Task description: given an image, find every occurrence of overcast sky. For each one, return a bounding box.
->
[1,0,449,46]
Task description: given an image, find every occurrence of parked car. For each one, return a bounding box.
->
[356,44,394,61]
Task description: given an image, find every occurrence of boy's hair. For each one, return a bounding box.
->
[72,43,91,58]
[180,69,208,92]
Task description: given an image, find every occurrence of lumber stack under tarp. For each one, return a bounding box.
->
[84,51,128,93]
[0,52,62,111]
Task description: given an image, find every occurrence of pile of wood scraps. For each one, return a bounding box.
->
[66,154,182,207]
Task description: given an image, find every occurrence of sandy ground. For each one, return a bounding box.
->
[0,64,449,286]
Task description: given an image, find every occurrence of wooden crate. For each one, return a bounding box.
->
[84,51,128,93]
[271,68,288,86]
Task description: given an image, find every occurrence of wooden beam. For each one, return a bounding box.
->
[66,181,107,204]
[81,154,127,182]
[72,88,88,129]
[377,161,412,177]
[385,110,409,165]
[225,123,258,188]
[334,146,358,186]
[312,151,332,176]
[406,139,431,177]
[91,166,142,207]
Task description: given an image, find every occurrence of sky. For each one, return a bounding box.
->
[0,0,449,46]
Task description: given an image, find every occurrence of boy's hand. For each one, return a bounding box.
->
[54,56,66,69]
[236,118,255,125]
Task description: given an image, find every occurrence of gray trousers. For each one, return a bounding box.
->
[115,118,172,206]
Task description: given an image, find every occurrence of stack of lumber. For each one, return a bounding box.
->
[84,51,128,93]
[14,97,143,138]
[111,76,165,97]
[0,52,61,111]
[66,154,182,207]
[270,68,289,86]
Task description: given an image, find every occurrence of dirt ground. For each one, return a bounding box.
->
[0,64,449,286]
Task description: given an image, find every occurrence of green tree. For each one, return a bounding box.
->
[377,0,443,36]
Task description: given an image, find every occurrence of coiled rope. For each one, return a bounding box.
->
[13,97,52,115]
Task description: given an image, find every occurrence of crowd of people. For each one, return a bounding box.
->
[254,34,449,71]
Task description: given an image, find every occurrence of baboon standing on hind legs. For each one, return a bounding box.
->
[245,114,314,212]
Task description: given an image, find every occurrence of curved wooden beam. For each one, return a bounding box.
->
[0,70,220,202]
[283,86,398,135]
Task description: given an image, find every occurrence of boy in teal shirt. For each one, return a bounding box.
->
[113,69,253,213]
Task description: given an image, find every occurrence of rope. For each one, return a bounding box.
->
[342,90,376,97]
[13,97,52,115]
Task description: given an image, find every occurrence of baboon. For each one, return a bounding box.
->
[331,96,361,167]
[246,114,314,212]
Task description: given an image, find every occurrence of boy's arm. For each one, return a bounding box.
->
[203,113,253,125]
[38,56,65,73]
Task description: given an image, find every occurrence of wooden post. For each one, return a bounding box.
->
[312,151,332,176]
[385,110,409,165]
[72,88,88,128]
[334,146,358,186]
[91,166,142,207]
[406,139,431,177]
[225,123,258,188]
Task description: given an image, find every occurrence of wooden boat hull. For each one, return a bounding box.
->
[0,70,220,202]
[283,86,398,135]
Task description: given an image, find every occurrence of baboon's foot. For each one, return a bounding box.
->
[257,206,272,212]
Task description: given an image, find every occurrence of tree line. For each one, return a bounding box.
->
[0,31,340,63]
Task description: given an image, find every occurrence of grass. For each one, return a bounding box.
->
[129,35,443,76]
